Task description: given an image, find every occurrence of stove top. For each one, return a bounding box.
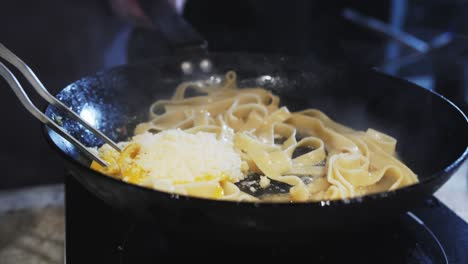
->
[65,175,468,263]
[48,3,467,263]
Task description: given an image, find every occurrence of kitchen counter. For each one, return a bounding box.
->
[0,185,64,263]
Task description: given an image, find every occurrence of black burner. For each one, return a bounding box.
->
[66,175,467,263]
[119,212,447,263]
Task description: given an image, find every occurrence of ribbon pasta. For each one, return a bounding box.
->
[92,71,419,202]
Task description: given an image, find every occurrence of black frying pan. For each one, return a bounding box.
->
[41,3,467,242]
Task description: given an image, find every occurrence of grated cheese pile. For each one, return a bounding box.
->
[133,129,244,184]
[91,129,245,199]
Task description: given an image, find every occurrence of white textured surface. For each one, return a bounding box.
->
[0,185,63,213]
[0,185,64,264]
[0,206,64,264]
[435,160,468,222]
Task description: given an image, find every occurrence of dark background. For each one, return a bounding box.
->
[0,0,467,189]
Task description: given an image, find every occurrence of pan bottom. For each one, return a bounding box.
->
[119,212,447,263]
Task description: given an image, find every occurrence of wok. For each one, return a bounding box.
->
[29,2,468,242]
[43,56,468,238]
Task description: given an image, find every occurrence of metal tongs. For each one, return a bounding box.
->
[0,43,121,166]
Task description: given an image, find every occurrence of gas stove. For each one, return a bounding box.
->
[65,174,468,263]
[62,2,467,263]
